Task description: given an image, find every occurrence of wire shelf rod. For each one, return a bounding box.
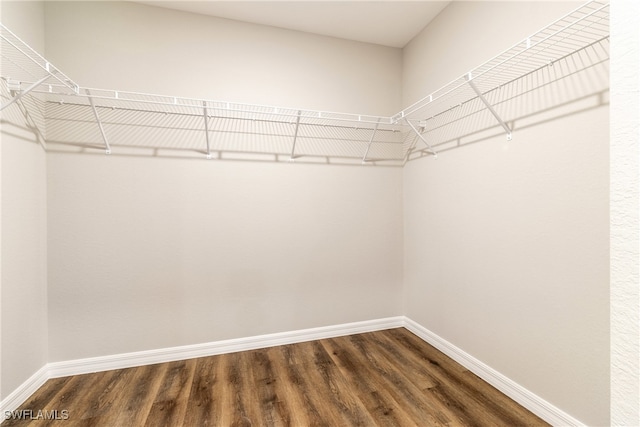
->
[0,0,608,164]
[40,119,401,146]
[1,26,50,71]
[0,74,51,111]
[398,0,608,119]
[415,39,607,127]
[477,6,608,89]
[1,54,40,84]
[0,33,52,76]
[42,99,402,136]
[43,86,392,125]
[1,24,79,92]
[420,35,609,126]
[40,90,392,127]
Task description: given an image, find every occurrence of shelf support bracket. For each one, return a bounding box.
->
[15,98,47,151]
[403,133,420,166]
[203,101,212,159]
[405,118,437,158]
[1,75,51,112]
[465,73,512,141]
[86,89,111,154]
[362,118,381,164]
[290,110,301,161]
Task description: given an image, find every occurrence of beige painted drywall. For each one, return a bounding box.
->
[402,2,610,425]
[43,1,404,362]
[0,1,48,399]
[47,156,403,360]
[43,1,402,116]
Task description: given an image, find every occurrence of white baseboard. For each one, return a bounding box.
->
[2,316,582,427]
[403,317,585,427]
[47,316,405,378]
[0,364,49,416]
[3,316,403,414]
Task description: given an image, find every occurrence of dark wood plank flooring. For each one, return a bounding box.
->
[2,328,549,426]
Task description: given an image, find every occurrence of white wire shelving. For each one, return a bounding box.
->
[396,0,610,162]
[0,0,609,166]
[41,88,407,164]
[0,24,78,110]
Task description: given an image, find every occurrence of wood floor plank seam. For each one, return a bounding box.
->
[1,328,549,427]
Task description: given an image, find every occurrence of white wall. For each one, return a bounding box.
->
[0,1,48,399]
[402,2,610,426]
[610,0,640,424]
[43,1,402,115]
[47,157,403,360]
[43,1,404,362]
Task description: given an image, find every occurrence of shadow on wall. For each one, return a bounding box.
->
[0,85,47,151]
[1,84,407,167]
[407,89,609,162]
[404,38,610,162]
[1,35,609,167]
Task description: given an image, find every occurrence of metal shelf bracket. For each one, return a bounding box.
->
[1,75,51,111]
[289,110,302,161]
[86,89,112,154]
[203,101,212,159]
[361,118,381,164]
[465,73,512,141]
[15,98,47,151]
[405,118,438,158]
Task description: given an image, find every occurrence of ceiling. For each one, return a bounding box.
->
[133,1,451,48]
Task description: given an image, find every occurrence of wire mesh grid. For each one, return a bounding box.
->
[0,24,78,95]
[1,0,609,165]
[42,89,406,162]
[467,2,607,94]
[0,80,48,146]
[398,0,608,120]
[404,36,609,160]
[401,0,609,161]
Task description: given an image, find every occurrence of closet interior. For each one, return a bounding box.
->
[0,1,615,425]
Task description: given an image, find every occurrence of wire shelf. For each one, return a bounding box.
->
[0,1,609,165]
[41,88,407,163]
[0,24,78,102]
[397,0,609,161]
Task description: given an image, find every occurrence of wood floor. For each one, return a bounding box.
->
[2,328,549,426]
